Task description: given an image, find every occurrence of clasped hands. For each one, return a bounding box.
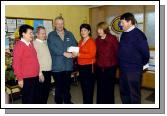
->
[63,52,78,58]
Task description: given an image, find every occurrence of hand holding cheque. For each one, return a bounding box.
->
[67,46,79,58]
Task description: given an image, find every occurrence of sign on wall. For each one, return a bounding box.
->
[5,17,53,54]
[110,16,123,34]
[6,17,53,39]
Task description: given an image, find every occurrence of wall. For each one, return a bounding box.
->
[5,5,90,41]
[145,5,155,49]
[89,6,106,39]
[90,5,144,38]
[5,5,155,47]
[90,5,155,49]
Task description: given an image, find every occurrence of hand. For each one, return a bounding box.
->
[72,52,78,58]
[39,73,45,83]
[63,52,72,58]
[18,80,24,88]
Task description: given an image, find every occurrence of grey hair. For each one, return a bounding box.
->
[55,16,64,21]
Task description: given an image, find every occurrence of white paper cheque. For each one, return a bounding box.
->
[67,46,79,53]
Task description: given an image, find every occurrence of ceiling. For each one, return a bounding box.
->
[82,5,104,8]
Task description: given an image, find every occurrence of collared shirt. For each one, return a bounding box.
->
[125,25,135,32]
[36,38,46,43]
[56,30,64,41]
[20,38,30,46]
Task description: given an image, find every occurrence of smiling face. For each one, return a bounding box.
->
[97,28,105,37]
[80,28,90,39]
[22,29,34,42]
[54,19,64,32]
[120,19,133,31]
[120,12,136,31]
[36,28,46,40]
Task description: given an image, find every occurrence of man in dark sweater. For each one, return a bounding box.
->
[118,12,150,104]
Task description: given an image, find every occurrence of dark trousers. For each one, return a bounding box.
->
[79,64,95,104]
[22,76,40,104]
[52,71,72,104]
[38,71,52,104]
[96,66,116,104]
[119,70,142,104]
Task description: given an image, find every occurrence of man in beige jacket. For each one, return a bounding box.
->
[33,26,52,104]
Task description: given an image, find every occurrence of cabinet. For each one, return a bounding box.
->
[116,69,155,89]
[142,71,155,89]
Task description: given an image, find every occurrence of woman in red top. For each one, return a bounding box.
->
[95,22,119,104]
[12,24,40,104]
[74,24,96,104]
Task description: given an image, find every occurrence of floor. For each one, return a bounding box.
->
[11,81,155,104]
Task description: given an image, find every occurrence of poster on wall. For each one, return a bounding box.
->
[34,20,44,31]
[17,19,25,28]
[6,17,53,44]
[6,19,16,32]
[25,19,34,27]
[5,18,7,32]
[43,20,53,35]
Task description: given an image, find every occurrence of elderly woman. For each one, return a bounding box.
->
[95,22,119,104]
[12,24,40,104]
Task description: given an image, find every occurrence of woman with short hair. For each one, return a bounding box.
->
[12,24,40,104]
[75,24,96,104]
[95,22,119,104]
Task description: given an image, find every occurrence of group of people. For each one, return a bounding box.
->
[12,12,150,104]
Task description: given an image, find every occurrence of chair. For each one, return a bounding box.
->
[71,71,79,86]
[5,83,21,103]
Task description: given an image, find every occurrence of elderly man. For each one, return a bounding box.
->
[33,26,52,104]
